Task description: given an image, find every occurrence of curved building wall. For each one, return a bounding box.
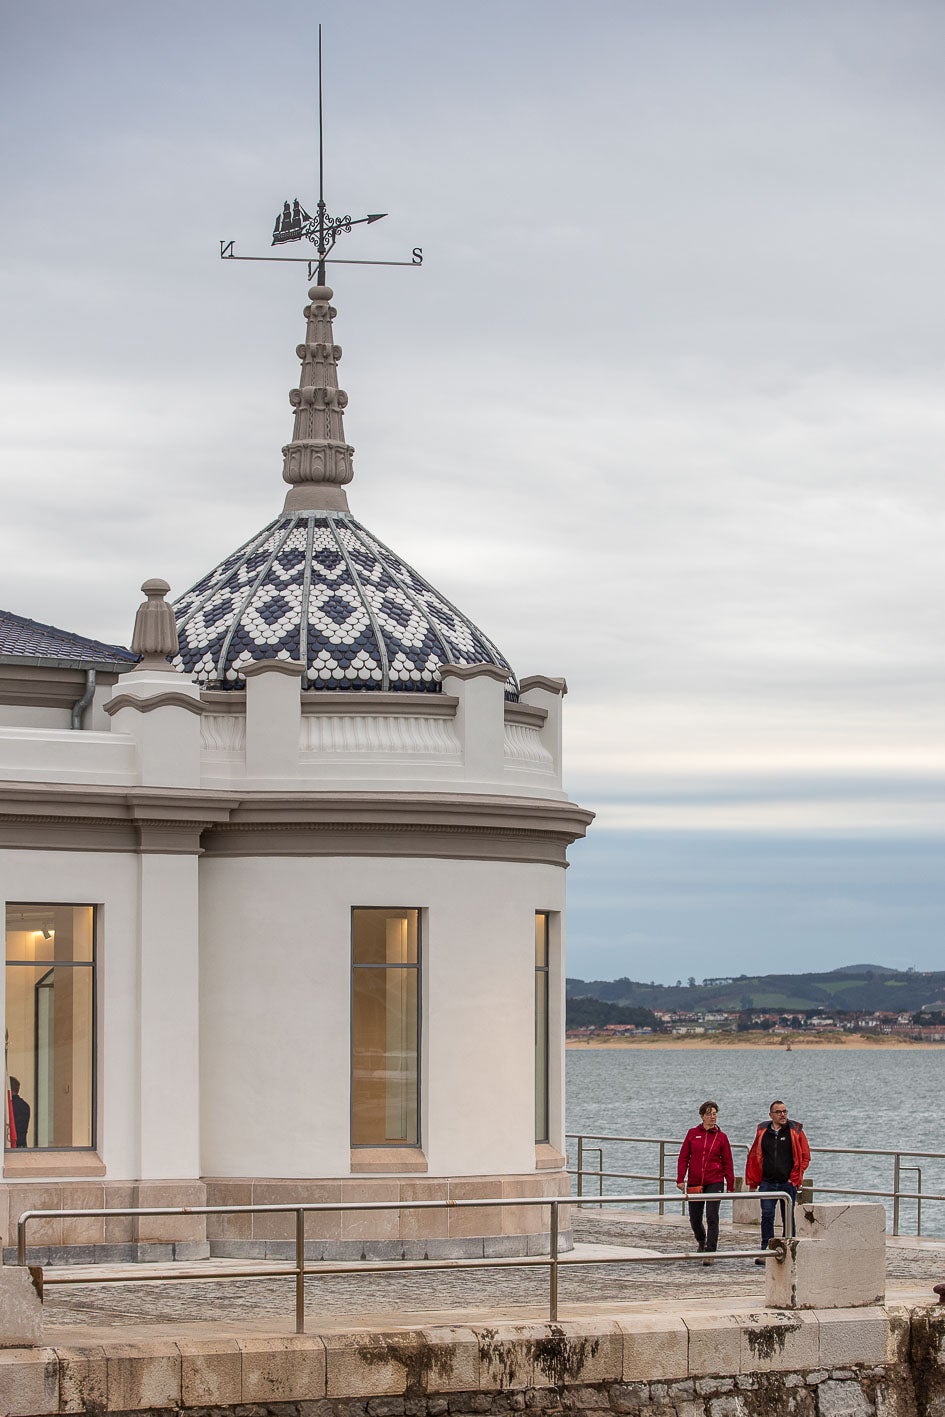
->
[0,665,588,1262]
[197,855,565,1179]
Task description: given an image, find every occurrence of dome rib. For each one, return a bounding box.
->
[325,514,391,690]
[358,520,517,684]
[214,518,299,681]
[297,515,316,689]
[343,521,456,672]
[176,520,280,635]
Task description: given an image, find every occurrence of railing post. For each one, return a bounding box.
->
[597,1148,604,1207]
[549,1200,559,1323]
[916,1167,923,1237]
[17,1216,27,1266]
[295,1208,305,1334]
[658,1141,666,1216]
[893,1154,901,1237]
[576,1136,584,1202]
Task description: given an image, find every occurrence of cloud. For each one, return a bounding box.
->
[1,1,942,976]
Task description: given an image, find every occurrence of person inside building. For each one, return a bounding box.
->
[8,1076,30,1149]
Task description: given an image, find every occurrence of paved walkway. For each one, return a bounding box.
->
[39,1210,945,1343]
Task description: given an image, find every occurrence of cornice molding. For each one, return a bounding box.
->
[439,662,510,684]
[202,823,575,867]
[105,692,204,717]
[200,690,246,715]
[199,689,463,719]
[0,782,237,822]
[504,702,548,729]
[243,659,305,679]
[301,692,460,719]
[519,675,568,697]
[0,665,121,710]
[0,782,594,863]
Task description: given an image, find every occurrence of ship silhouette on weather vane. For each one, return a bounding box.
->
[220,27,421,284]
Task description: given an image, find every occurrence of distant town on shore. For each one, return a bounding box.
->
[566,964,945,1043]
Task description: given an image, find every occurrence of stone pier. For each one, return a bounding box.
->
[0,1301,942,1417]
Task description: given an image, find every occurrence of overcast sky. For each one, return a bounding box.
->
[1,1,942,981]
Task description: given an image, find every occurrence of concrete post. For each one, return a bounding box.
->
[106,671,203,787]
[731,1176,760,1227]
[244,660,305,779]
[0,1260,44,1347]
[439,663,508,784]
[765,1202,886,1309]
[519,675,566,786]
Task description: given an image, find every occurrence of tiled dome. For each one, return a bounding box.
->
[172,509,515,693]
[171,284,516,696]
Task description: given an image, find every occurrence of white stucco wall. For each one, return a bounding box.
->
[198,855,566,1179]
[0,727,137,785]
[137,852,201,1177]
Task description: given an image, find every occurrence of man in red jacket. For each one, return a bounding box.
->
[745,1100,810,1262]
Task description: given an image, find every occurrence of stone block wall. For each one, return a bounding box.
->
[201,1174,572,1263]
[0,1181,209,1265]
[1,1302,943,1417]
[2,1174,571,1266]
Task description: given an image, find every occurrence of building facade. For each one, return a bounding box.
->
[0,285,592,1261]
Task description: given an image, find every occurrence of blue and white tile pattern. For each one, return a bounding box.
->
[172,512,517,696]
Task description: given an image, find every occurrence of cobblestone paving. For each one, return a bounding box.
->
[41,1212,945,1331]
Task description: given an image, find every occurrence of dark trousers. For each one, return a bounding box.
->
[688,1181,724,1251]
[759,1179,796,1249]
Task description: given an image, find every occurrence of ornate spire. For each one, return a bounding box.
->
[281,284,354,513]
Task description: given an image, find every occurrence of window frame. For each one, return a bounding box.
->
[349,906,422,1149]
[535,911,550,1145]
[4,901,98,1152]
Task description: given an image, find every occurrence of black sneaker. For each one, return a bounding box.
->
[754,1257,766,1266]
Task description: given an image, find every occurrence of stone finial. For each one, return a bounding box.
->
[131,578,180,670]
[281,284,355,513]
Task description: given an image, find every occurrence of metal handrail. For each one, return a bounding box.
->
[568,1132,945,1160]
[14,1190,789,1333]
[571,1168,944,1203]
[565,1132,945,1237]
[899,1167,923,1237]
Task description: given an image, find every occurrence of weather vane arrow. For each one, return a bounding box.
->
[220,27,422,282]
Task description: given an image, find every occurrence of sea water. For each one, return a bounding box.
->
[566,1046,945,1236]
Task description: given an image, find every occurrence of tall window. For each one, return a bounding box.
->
[4,904,95,1150]
[351,908,419,1147]
[535,912,549,1144]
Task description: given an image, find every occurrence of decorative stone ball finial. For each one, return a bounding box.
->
[131,578,179,670]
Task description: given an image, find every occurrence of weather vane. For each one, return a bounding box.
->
[220,25,422,283]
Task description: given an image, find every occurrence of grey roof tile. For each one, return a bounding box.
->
[0,608,136,666]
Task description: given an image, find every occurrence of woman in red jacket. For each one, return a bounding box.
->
[676,1101,735,1263]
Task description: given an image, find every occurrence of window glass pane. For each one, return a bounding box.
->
[535,912,549,1143]
[535,912,548,968]
[5,905,94,963]
[352,966,418,1145]
[352,909,418,966]
[5,963,93,1149]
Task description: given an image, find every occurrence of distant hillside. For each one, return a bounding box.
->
[566,997,660,1030]
[565,966,945,1014]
